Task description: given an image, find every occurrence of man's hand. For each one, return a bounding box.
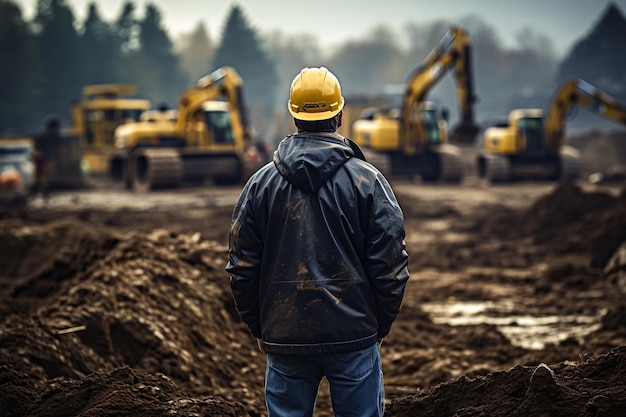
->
[256,338,266,353]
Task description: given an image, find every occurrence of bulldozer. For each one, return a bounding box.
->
[71,84,151,176]
[110,66,263,191]
[476,78,626,182]
[350,26,479,182]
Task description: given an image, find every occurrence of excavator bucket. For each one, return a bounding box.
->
[449,123,480,144]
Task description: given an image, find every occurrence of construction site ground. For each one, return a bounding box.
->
[2,135,626,416]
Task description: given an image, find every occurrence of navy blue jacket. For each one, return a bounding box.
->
[226,132,409,354]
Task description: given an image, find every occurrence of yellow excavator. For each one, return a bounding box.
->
[351,26,479,182]
[110,66,262,191]
[71,84,151,176]
[476,78,626,182]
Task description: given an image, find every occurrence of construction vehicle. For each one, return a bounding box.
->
[337,94,390,138]
[110,66,262,191]
[71,84,151,176]
[0,138,36,206]
[476,78,626,182]
[351,26,479,182]
[0,115,84,195]
[0,83,142,192]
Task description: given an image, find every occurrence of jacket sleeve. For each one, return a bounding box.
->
[225,182,263,339]
[364,173,410,339]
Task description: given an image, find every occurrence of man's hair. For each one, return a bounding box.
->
[295,114,339,133]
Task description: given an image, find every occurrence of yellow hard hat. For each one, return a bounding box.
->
[288,67,345,121]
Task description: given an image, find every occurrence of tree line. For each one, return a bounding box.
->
[2,0,625,141]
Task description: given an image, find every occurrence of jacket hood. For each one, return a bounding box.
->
[273,133,354,192]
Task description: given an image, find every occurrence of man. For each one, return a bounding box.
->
[226,67,409,417]
[33,116,61,199]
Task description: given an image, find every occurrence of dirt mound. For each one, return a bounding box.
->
[521,182,617,233]
[570,130,626,177]
[520,183,626,266]
[2,181,626,416]
[0,220,265,416]
[387,345,626,417]
[457,182,626,268]
[1,365,249,417]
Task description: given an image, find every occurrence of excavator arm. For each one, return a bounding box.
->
[546,78,626,151]
[399,26,478,151]
[175,66,253,152]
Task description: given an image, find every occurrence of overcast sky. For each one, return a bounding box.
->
[13,0,626,56]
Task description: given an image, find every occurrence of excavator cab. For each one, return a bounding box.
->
[419,105,446,144]
[517,116,545,153]
[202,101,235,145]
[72,84,151,176]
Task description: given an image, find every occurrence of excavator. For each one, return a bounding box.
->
[71,84,151,176]
[110,66,262,191]
[350,26,479,182]
[476,78,626,182]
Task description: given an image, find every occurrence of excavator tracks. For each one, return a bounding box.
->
[476,152,511,183]
[362,147,463,184]
[362,144,464,184]
[435,144,463,183]
[477,147,582,184]
[129,148,183,192]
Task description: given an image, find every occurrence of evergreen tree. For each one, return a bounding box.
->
[556,3,626,95]
[33,0,83,126]
[81,2,120,84]
[211,5,278,134]
[137,3,186,107]
[115,1,139,54]
[0,0,40,132]
[110,1,148,90]
[177,22,214,81]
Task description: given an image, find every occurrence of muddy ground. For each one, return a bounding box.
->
[2,133,626,416]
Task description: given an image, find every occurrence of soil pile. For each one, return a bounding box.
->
[1,181,626,416]
[387,345,626,417]
[1,221,265,416]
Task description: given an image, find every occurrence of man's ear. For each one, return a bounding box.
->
[338,110,343,128]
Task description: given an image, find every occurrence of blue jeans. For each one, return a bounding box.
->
[265,344,384,417]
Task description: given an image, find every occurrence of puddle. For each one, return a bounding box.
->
[422,301,607,350]
[405,220,469,245]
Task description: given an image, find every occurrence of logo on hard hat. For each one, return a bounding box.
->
[303,103,326,111]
